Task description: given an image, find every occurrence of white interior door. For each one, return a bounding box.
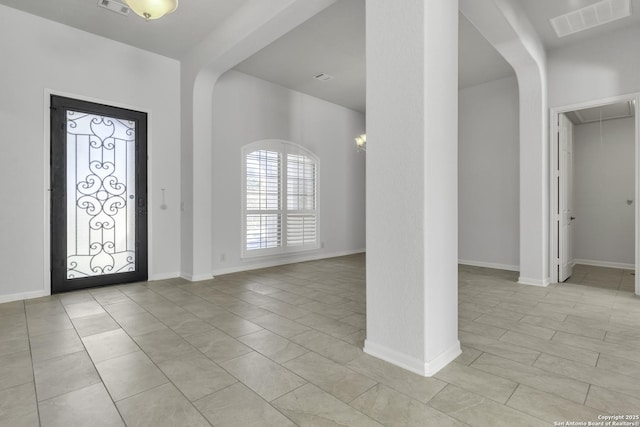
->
[559,113,574,282]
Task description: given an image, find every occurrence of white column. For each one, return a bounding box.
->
[365,0,460,376]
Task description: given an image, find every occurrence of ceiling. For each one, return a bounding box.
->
[516,0,640,50]
[566,100,636,124]
[0,0,251,59]
[0,0,638,112]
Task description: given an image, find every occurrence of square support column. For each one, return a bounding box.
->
[364,0,460,376]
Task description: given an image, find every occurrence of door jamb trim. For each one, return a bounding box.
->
[549,92,640,296]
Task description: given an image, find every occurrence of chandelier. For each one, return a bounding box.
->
[125,0,178,21]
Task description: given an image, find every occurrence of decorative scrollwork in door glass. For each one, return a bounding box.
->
[66,111,136,278]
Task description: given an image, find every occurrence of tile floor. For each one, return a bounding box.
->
[1,254,639,426]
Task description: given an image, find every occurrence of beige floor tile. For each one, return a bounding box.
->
[258,299,310,320]
[298,300,354,319]
[0,313,28,341]
[429,384,543,427]
[194,382,295,427]
[157,352,237,402]
[459,331,540,365]
[102,300,146,320]
[596,353,640,378]
[585,385,640,415]
[534,353,640,399]
[470,353,589,404]
[33,351,100,401]
[82,328,139,363]
[39,383,123,427]
[475,313,555,339]
[291,329,363,364]
[499,330,599,366]
[552,331,640,363]
[347,354,446,404]
[184,329,252,363]
[117,383,209,427]
[59,292,95,306]
[133,328,198,363]
[90,289,130,306]
[434,361,518,404]
[29,329,84,362]
[162,312,216,338]
[351,384,465,427]
[251,312,311,338]
[296,312,360,338]
[453,345,482,366]
[0,333,29,358]
[273,383,382,426]
[95,351,168,401]
[238,329,308,363]
[0,350,33,391]
[507,384,602,423]
[518,314,606,339]
[115,311,168,337]
[283,352,376,402]
[0,382,39,427]
[459,318,507,339]
[26,312,74,337]
[71,313,120,338]
[64,300,105,319]
[221,351,307,401]
[205,311,263,337]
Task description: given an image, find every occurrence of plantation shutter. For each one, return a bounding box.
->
[245,149,282,250]
[286,153,317,247]
[242,140,319,257]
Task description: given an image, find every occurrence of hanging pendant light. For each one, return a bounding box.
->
[125,0,178,21]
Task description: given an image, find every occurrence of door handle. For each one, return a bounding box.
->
[570,216,576,220]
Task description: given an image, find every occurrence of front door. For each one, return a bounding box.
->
[50,95,148,293]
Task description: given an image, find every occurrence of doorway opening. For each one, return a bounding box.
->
[550,93,640,296]
[50,95,148,293]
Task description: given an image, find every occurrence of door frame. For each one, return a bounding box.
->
[43,89,154,295]
[549,92,640,296]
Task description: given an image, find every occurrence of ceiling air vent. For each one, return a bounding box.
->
[550,0,631,37]
[313,73,334,82]
[97,0,131,16]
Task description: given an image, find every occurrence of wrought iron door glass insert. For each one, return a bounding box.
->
[66,111,136,278]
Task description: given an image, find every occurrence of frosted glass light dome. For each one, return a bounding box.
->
[125,0,178,21]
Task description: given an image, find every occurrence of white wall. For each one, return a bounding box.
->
[458,76,519,270]
[0,5,181,302]
[210,70,365,275]
[573,117,635,267]
[548,26,640,108]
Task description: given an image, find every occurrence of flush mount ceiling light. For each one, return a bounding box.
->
[125,0,178,21]
[550,0,631,38]
[354,133,366,151]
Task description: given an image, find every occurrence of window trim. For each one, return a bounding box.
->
[241,139,320,259]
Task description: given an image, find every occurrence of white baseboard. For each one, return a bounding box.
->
[180,273,214,282]
[458,259,519,272]
[517,276,550,287]
[573,259,635,270]
[149,272,181,281]
[364,339,461,377]
[210,249,366,277]
[0,289,49,304]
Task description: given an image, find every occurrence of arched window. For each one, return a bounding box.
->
[241,140,319,258]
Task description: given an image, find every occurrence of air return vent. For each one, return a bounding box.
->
[550,0,631,37]
[97,0,131,16]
